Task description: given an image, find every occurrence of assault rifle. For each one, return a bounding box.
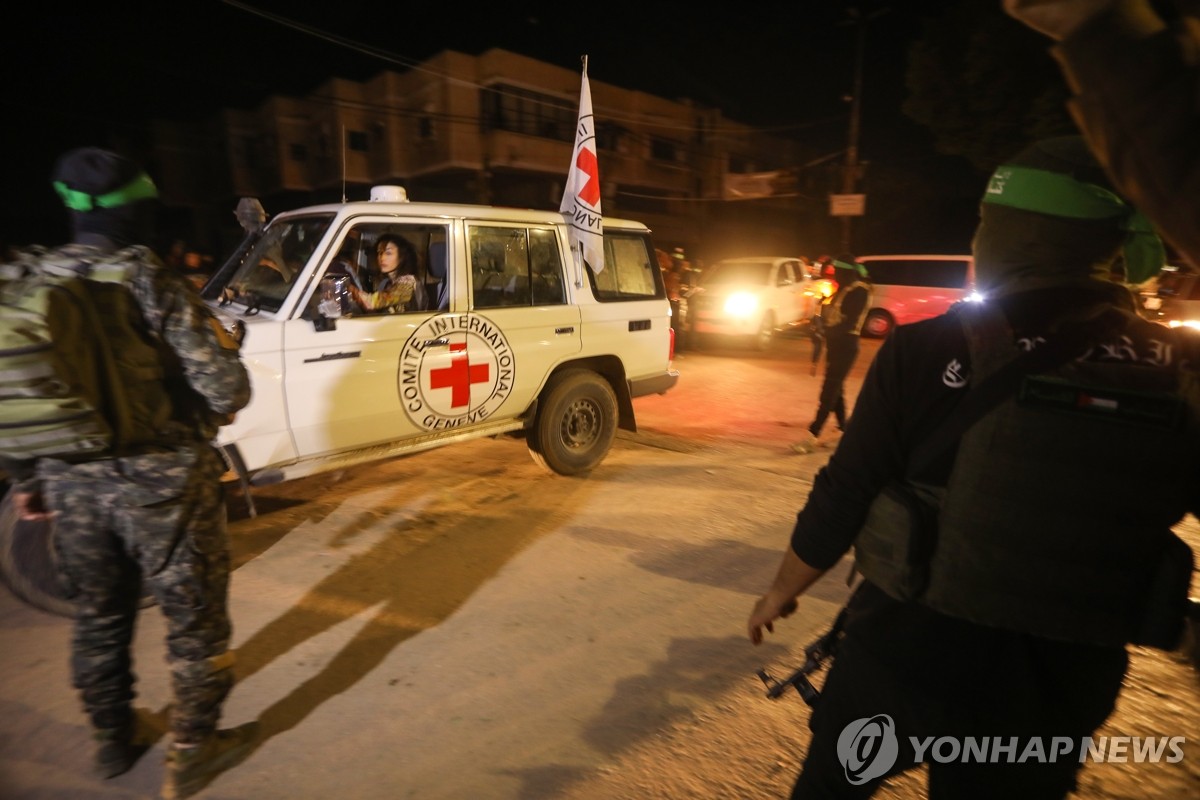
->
[757,605,847,706]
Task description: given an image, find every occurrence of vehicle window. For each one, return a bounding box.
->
[470,225,564,309]
[529,228,566,305]
[703,262,772,287]
[223,214,334,313]
[919,260,968,289]
[310,222,447,317]
[861,259,968,289]
[860,260,908,286]
[589,231,663,301]
[779,263,796,286]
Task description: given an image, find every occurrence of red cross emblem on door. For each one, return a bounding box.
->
[428,342,490,408]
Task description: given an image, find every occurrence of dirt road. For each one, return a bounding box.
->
[1,334,1196,800]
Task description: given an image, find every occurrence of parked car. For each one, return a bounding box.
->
[196,186,679,512]
[1139,264,1200,329]
[853,254,977,338]
[686,256,820,350]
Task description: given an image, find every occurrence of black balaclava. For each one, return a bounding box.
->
[51,147,158,251]
[972,136,1163,300]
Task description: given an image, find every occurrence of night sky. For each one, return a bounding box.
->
[6,0,1003,253]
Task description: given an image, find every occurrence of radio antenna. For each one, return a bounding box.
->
[341,123,347,203]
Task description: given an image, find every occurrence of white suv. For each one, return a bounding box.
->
[202,187,678,507]
[687,256,820,350]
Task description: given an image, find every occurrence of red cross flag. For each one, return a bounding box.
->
[560,56,605,273]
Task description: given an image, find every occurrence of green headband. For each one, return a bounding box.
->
[982,165,1164,284]
[53,171,158,212]
[833,259,870,279]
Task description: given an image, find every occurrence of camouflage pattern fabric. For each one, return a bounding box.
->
[41,443,234,742]
[21,244,250,743]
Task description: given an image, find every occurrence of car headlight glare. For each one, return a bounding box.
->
[723,291,758,318]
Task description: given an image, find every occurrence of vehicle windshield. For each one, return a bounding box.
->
[209,214,335,314]
[702,262,771,287]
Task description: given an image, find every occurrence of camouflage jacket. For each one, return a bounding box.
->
[1,243,250,485]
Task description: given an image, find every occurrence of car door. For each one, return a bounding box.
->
[282,219,457,457]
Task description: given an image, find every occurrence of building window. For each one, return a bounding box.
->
[479,84,575,143]
[418,116,434,141]
[347,130,369,152]
[651,136,681,163]
[595,122,624,153]
[288,143,308,162]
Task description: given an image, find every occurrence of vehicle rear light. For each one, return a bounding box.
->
[669,326,676,361]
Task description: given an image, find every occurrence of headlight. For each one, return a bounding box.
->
[723,291,759,318]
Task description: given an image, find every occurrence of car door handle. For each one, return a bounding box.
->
[424,337,450,347]
[304,351,361,363]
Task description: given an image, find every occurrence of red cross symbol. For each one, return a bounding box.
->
[429,342,490,408]
[575,146,601,207]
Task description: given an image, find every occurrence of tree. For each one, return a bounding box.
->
[902,5,1076,173]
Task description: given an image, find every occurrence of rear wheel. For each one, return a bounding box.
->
[527,370,618,476]
[863,309,894,338]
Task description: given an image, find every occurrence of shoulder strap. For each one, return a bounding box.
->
[908,302,1126,477]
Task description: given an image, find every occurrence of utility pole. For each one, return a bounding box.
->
[834,5,888,254]
[840,10,867,254]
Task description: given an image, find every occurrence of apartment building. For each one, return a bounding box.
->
[149,48,836,264]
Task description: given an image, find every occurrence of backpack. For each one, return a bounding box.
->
[0,246,171,461]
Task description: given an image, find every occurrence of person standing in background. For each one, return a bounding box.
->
[792,255,872,454]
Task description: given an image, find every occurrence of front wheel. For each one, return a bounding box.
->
[752,312,776,351]
[527,370,618,476]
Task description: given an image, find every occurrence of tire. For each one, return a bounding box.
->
[862,309,894,339]
[752,312,776,351]
[0,487,155,617]
[527,370,618,476]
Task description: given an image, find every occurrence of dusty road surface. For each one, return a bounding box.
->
[2,333,1197,800]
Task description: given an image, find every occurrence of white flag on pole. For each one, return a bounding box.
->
[560,56,604,273]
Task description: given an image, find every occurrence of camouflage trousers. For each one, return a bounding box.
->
[38,443,234,743]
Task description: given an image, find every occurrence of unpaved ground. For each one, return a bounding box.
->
[2,336,1197,799]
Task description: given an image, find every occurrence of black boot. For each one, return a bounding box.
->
[93,718,149,778]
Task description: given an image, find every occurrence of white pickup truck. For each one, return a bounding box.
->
[203,187,678,511]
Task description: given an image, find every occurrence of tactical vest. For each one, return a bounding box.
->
[822,280,873,334]
[918,302,1200,646]
[0,245,175,460]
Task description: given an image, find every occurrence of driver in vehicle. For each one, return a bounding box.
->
[349,233,422,313]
